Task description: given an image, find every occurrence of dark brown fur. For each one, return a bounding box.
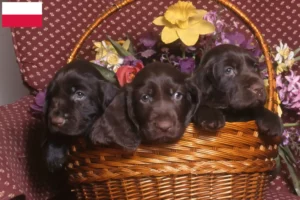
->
[90,62,200,150]
[192,44,283,136]
[44,60,119,172]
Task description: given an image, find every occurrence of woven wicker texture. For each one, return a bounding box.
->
[66,0,281,199]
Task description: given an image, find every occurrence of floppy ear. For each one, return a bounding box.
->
[43,80,55,125]
[125,85,139,132]
[89,90,141,151]
[193,62,228,108]
[97,80,120,109]
[185,77,201,120]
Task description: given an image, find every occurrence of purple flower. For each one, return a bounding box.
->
[282,129,290,145]
[203,11,217,24]
[215,20,225,33]
[139,33,157,48]
[31,90,46,113]
[179,58,195,74]
[140,49,156,58]
[226,32,245,46]
[204,11,226,33]
[277,70,300,115]
[123,55,142,66]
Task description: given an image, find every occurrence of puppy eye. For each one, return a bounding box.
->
[73,91,86,101]
[140,94,152,103]
[172,92,183,101]
[224,66,235,76]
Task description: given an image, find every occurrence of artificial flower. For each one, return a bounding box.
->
[94,41,116,60]
[140,33,157,48]
[141,49,156,58]
[179,57,195,73]
[204,11,227,34]
[116,62,144,87]
[275,41,291,64]
[276,63,289,74]
[31,90,46,113]
[93,40,125,72]
[276,70,300,115]
[153,1,215,46]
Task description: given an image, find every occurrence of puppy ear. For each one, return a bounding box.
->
[90,90,141,151]
[125,85,139,131]
[193,64,228,108]
[44,80,55,125]
[184,78,201,126]
[97,80,120,109]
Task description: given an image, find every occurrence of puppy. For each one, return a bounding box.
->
[192,44,283,136]
[90,62,200,150]
[43,60,119,172]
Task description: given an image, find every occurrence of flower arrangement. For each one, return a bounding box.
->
[31,0,300,195]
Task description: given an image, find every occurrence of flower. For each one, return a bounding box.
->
[276,70,300,115]
[94,41,116,60]
[31,91,46,113]
[140,33,157,48]
[179,57,195,73]
[140,49,156,58]
[153,1,215,46]
[116,62,144,87]
[204,11,226,34]
[225,32,245,46]
[93,41,124,72]
[275,41,291,63]
[123,56,143,66]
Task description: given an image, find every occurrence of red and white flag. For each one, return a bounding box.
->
[2,2,42,27]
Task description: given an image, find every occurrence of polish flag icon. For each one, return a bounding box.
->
[2,2,43,27]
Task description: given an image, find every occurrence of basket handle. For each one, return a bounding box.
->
[67,0,276,112]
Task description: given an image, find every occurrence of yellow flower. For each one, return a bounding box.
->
[107,53,121,65]
[153,1,215,46]
[276,63,289,74]
[94,42,108,60]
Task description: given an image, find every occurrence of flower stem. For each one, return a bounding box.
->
[182,49,186,58]
[283,122,300,127]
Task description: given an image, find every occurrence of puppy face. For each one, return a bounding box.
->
[129,63,199,143]
[45,60,119,136]
[195,44,266,110]
[90,62,200,150]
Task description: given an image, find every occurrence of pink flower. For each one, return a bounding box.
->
[116,62,144,87]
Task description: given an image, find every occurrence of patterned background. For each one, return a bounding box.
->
[0,0,299,199]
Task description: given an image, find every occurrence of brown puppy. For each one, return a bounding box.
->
[44,60,119,172]
[192,44,283,136]
[90,62,200,150]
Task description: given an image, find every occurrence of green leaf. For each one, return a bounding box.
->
[279,147,300,196]
[126,34,136,55]
[280,144,297,163]
[294,47,300,55]
[90,62,118,85]
[294,56,300,62]
[106,36,132,57]
[274,154,281,175]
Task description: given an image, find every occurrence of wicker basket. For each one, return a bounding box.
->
[66,0,281,199]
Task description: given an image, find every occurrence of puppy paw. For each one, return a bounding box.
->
[193,106,225,132]
[256,109,283,136]
[45,144,67,173]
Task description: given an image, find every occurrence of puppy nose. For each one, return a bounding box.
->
[51,116,66,127]
[155,120,173,132]
[249,84,264,97]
